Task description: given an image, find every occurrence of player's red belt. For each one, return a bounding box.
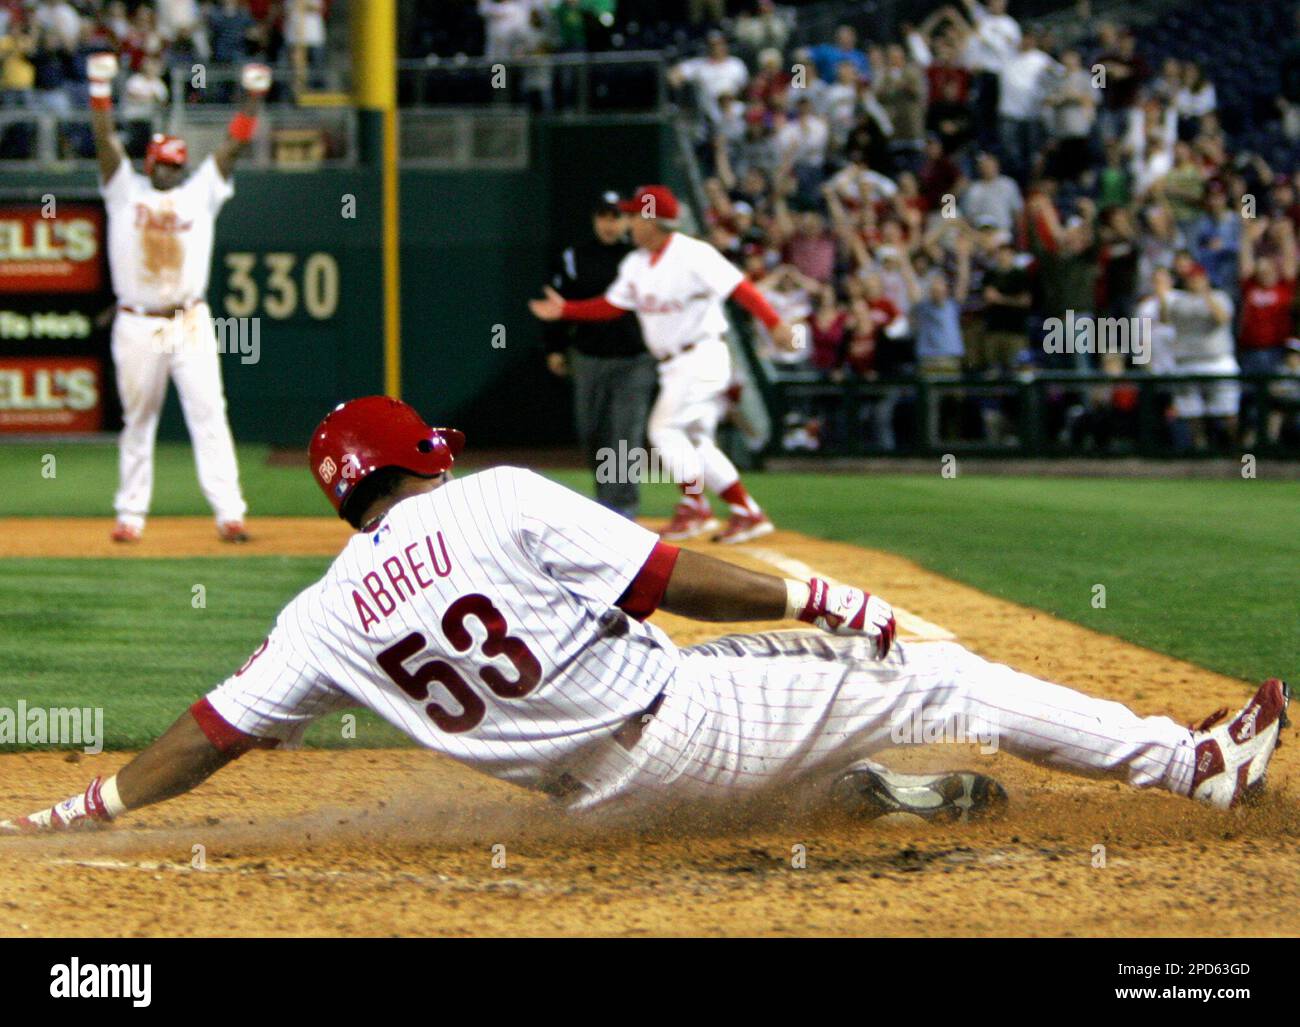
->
[117,299,202,319]
[612,691,666,751]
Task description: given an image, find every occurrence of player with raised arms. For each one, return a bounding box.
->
[88,52,271,544]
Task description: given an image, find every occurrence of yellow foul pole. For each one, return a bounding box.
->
[352,0,401,398]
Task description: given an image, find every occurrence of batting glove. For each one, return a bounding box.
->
[87,52,118,107]
[788,577,897,658]
[87,52,118,83]
[241,63,273,95]
[0,776,121,834]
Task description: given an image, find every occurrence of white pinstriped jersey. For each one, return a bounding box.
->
[205,468,679,789]
[605,232,743,357]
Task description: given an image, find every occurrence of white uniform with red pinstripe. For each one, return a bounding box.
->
[102,156,247,530]
[200,467,1199,808]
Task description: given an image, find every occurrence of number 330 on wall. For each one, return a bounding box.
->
[222,251,340,320]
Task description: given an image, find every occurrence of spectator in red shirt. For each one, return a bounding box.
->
[843,274,900,378]
[917,135,960,212]
[1239,216,1299,375]
[746,47,792,109]
[809,285,850,372]
[773,201,837,284]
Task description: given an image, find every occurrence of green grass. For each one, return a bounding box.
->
[0,443,1296,749]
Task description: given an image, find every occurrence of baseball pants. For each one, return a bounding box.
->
[572,350,658,518]
[111,304,247,528]
[646,339,742,494]
[563,631,1196,815]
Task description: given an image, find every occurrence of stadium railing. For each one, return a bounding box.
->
[770,371,1300,458]
[396,52,669,114]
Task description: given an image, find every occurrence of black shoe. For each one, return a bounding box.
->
[830,766,1008,823]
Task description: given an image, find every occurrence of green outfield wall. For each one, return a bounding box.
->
[1,115,673,448]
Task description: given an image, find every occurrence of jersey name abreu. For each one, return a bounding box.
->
[205,467,680,789]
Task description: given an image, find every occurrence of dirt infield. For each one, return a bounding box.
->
[1,518,1297,936]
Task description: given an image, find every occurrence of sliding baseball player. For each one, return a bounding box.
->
[3,397,1287,834]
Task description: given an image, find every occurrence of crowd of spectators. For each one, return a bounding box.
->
[0,1,326,118]
[673,0,1300,453]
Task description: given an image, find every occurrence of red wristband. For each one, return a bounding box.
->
[90,95,113,111]
[228,112,258,143]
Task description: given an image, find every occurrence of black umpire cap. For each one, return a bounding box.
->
[592,190,622,215]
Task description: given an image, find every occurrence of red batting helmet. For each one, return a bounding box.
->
[309,396,465,520]
[144,134,188,174]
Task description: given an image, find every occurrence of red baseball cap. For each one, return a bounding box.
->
[618,185,680,221]
[145,134,188,173]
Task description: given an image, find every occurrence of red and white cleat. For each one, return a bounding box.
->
[1189,678,1289,809]
[713,511,775,545]
[217,520,250,543]
[110,521,141,543]
[658,503,720,542]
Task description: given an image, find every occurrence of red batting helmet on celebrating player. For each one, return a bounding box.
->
[309,396,465,520]
[144,134,188,174]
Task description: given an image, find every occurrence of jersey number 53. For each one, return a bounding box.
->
[376,594,543,733]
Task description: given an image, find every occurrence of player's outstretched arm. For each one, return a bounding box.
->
[215,63,271,180]
[659,549,897,657]
[529,286,629,322]
[0,707,239,834]
[87,52,124,182]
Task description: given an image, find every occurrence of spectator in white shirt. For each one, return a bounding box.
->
[787,51,829,116]
[479,0,540,60]
[733,0,791,59]
[961,152,1023,234]
[823,60,863,148]
[959,0,1021,73]
[1044,49,1097,182]
[775,97,830,198]
[997,30,1057,182]
[1174,62,1216,140]
[32,0,81,52]
[157,0,210,61]
[954,0,1021,152]
[670,31,750,126]
[123,56,169,119]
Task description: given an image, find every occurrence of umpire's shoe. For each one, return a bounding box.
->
[831,764,1008,823]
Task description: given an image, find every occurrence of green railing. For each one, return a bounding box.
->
[770,372,1300,459]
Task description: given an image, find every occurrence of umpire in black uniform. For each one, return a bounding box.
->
[545,191,658,518]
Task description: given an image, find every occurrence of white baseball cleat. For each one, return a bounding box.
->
[830,764,1009,823]
[1189,678,1289,809]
